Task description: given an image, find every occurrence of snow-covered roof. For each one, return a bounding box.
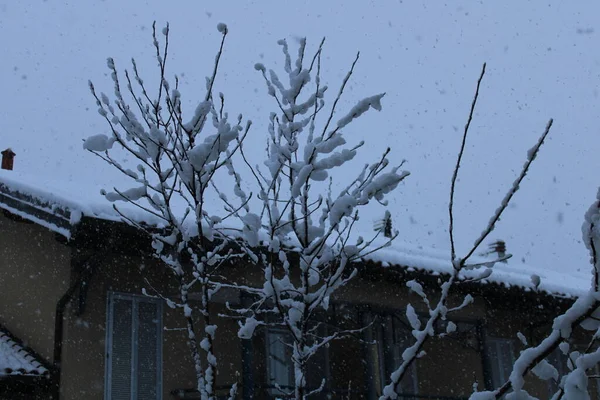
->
[0,327,49,377]
[0,169,163,238]
[364,241,590,299]
[0,169,590,299]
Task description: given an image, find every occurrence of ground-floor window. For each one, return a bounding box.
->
[263,324,330,399]
[105,292,163,400]
[265,328,295,396]
[486,337,516,391]
[547,343,600,399]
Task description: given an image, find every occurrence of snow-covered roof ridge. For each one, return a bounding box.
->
[0,326,49,377]
[0,170,590,299]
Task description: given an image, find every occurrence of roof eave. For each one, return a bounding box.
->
[0,183,72,238]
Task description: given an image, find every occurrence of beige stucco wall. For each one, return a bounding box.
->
[333,268,580,399]
[60,251,242,400]
[334,270,488,398]
[61,252,185,399]
[0,212,71,363]
[0,210,584,400]
[57,254,598,400]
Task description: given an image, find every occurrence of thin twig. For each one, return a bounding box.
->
[320,52,360,140]
[449,63,486,263]
[462,118,553,263]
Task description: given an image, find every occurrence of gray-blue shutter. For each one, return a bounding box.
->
[110,298,133,400]
[136,301,160,400]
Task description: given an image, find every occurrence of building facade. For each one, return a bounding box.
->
[0,174,595,399]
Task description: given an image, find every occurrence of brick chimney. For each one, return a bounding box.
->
[1,148,15,170]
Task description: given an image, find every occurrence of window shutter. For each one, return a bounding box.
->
[109,298,133,400]
[106,293,162,400]
[137,301,160,399]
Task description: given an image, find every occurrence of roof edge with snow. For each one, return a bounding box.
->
[0,171,590,300]
[0,325,50,378]
[0,181,72,237]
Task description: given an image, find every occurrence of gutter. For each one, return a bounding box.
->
[0,183,72,236]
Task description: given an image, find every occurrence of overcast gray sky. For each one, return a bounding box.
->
[1,1,599,282]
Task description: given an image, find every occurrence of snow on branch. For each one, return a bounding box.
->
[381,63,554,399]
[583,188,600,290]
[86,22,250,400]
[468,188,600,400]
[235,38,408,399]
[462,118,553,264]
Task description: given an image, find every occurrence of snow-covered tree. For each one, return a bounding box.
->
[467,190,600,399]
[234,39,409,399]
[82,20,600,400]
[84,22,249,399]
[378,63,556,399]
[374,63,600,400]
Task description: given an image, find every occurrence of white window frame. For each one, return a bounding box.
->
[104,292,163,400]
[486,337,515,390]
[265,328,295,397]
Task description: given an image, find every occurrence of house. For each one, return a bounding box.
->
[0,156,597,399]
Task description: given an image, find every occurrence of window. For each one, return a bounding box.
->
[545,346,568,396]
[105,292,163,400]
[263,324,329,398]
[593,364,600,400]
[265,328,294,397]
[364,312,418,398]
[547,344,600,399]
[486,337,515,390]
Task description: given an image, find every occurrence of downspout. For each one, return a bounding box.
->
[51,254,99,400]
[51,277,82,400]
